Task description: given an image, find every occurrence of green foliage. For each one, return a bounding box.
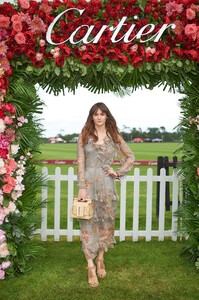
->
[174,76,199,266]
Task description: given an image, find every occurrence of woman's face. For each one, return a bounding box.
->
[92,109,107,127]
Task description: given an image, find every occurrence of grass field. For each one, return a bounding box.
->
[39,142,182,161]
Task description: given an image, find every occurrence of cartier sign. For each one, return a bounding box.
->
[46,8,176,46]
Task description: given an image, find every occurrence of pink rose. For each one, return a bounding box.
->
[130,44,138,52]
[8,158,18,171]
[4,116,13,125]
[12,21,23,32]
[184,24,198,40]
[0,15,10,29]
[0,269,5,280]
[0,243,10,258]
[1,261,11,270]
[19,0,30,9]
[17,116,28,123]
[39,39,45,47]
[2,183,13,194]
[11,15,21,23]
[186,8,196,20]
[14,32,26,45]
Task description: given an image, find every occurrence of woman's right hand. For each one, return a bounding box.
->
[78,188,87,201]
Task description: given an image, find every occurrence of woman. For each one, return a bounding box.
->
[77,102,135,287]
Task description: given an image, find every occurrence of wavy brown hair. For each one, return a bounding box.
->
[81,102,121,145]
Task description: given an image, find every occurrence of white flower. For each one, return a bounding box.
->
[0,119,6,133]
[4,201,16,215]
[0,159,4,168]
[11,144,19,155]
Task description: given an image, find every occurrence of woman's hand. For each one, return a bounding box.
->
[103,166,117,177]
[78,188,87,201]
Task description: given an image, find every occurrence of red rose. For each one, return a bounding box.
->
[32,58,45,68]
[61,46,71,58]
[117,54,128,66]
[55,56,64,67]
[26,49,36,59]
[172,47,184,58]
[97,46,108,56]
[145,52,154,62]
[93,55,103,64]
[81,54,93,65]
[131,56,143,67]
[0,148,8,159]
[154,51,163,62]
[107,49,120,60]
[184,50,198,60]
[163,47,170,59]
[4,103,15,114]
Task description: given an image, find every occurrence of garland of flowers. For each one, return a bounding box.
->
[0,0,198,279]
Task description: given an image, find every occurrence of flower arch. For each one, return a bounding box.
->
[0,0,199,279]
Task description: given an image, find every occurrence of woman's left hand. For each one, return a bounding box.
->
[103,166,117,177]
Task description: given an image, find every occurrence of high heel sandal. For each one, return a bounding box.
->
[87,265,99,288]
[96,259,107,278]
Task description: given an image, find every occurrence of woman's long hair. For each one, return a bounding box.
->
[81,102,121,145]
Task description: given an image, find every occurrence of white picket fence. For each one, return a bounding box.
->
[35,167,182,242]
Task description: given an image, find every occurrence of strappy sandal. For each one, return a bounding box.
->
[87,265,99,288]
[96,258,107,278]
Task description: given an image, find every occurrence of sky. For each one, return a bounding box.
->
[38,85,182,138]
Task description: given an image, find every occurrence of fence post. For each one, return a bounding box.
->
[41,167,48,241]
[146,168,153,241]
[120,178,127,241]
[133,168,140,241]
[54,167,61,241]
[158,168,166,241]
[67,167,74,242]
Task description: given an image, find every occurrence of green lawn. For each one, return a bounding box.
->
[39,142,182,161]
[1,240,199,300]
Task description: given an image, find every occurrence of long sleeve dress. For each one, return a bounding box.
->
[77,134,135,260]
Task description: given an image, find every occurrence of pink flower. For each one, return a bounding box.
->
[2,184,13,194]
[166,2,183,17]
[0,41,8,56]
[184,24,198,41]
[11,15,21,23]
[0,208,6,225]
[8,158,18,171]
[11,144,19,155]
[0,242,10,258]
[0,270,5,280]
[197,168,199,176]
[4,201,16,215]
[17,116,28,123]
[12,21,23,32]
[0,15,10,29]
[29,17,46,34]
[0,230,6,243]
[186,8,196,20]
[18,0,30,10]
[0,56,10,72]
[14,32,26,45]
[145,47,156,54]
[130,44,138,52]
[1,261,11,270]
[4,116,13,125]
[39,39,45,47]
[173,20,184,35]
[36,53,43,61]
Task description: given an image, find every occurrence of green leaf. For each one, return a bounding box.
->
[54,67,61,76]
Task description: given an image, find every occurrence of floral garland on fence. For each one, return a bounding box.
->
[0,0,199,279]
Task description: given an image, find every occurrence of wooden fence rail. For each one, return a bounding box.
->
[35,167,182,242]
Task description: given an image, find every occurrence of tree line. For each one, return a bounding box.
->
[42,126,182,143]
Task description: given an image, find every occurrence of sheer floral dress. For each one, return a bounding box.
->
[77,134,135,259]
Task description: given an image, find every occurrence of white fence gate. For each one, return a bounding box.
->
[35,167,182,242]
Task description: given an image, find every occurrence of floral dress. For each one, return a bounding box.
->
[77,134,135,259]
